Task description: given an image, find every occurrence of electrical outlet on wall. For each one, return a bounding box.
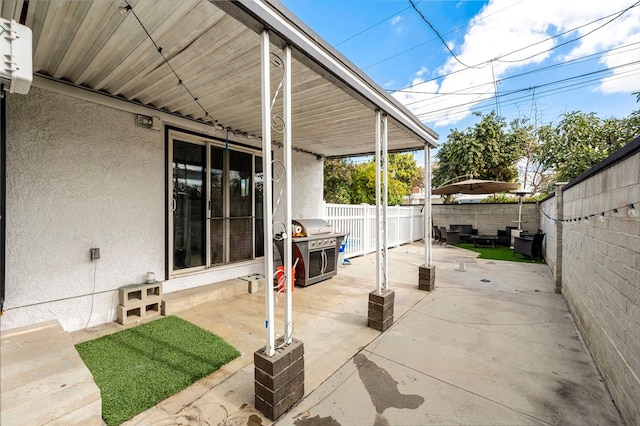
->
[90,248,100,261]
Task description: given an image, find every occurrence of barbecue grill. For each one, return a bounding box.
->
[275,219,345,287]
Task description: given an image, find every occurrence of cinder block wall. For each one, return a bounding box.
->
[559,148,640,426]
[432,203,538,236]
[539,195,558,274]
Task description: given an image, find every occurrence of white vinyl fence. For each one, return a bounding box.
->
[324,203,425,258]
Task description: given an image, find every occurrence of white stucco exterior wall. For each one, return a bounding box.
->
[4,87,279,332]
[5,87,165,331]
[272,146,324,223]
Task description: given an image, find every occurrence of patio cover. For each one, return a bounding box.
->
[1,0,438,157]
[1,0,440,358]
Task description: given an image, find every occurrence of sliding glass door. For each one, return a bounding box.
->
[172,141,206,270]
[170,132,263,276]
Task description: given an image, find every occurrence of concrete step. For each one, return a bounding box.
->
[0,320,103,425]
[161,277,263,316]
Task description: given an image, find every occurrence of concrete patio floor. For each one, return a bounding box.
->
[72,241,622,425]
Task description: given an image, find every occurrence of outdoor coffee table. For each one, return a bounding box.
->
[471,235,498,248]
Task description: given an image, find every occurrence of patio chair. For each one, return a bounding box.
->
[433,225,440,242]
[513,232,545,259]
[497,226,518,246]
[449,224,477,243]
[445,229,460,246]
[439,227,448,245]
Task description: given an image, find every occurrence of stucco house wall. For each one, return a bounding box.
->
[272,146,324,223]
[4,86,324,332]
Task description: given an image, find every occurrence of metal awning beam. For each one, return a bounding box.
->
[211,0,438,149]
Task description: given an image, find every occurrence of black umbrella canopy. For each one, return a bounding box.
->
[432,179,519,195]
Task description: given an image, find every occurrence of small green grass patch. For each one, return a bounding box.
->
[455,243,545,264]
[75,315,240,426]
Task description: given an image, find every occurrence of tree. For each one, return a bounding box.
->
[323,153,420,205]
[350,161,410,205]
[534,110,640,186]
[323,158,355,203]
[432,112,528,188]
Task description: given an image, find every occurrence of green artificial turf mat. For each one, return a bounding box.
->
[455,243,545,264]
[75,315,240,426]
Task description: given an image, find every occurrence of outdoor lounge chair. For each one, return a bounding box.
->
[445,229,461,246]
[497,226,518,246]
[449,224,477,243]
[513,232,545,259]
[439,227,448,245]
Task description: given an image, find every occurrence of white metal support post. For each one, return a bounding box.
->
[369,110,393,331]
[283,44,293,345]
[425,147,432,268]
[374,110,382,295]
[261,30,275,357]
[381,113,388,292]
[254,43,304,419]
[418,146,435,291]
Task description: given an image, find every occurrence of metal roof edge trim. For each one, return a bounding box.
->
[325,146,428,160]
[31,75,325,157]
[31,75,230,141]
[213,0,438,147]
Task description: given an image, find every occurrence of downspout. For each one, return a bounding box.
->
[1,87,6,315]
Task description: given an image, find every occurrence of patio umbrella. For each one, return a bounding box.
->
[432,178,519,195]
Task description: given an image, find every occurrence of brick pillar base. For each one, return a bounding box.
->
[418,265,436,291]
[254,338,304,420]
[368,289,394,331]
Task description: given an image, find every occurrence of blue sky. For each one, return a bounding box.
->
[281,0,640,161]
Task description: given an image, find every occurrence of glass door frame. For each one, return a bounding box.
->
[167,129,262,278]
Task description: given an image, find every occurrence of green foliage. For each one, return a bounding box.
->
[479,193,546,203]
[433,112,526,188]
[534,110,640,184]
[350,162,409,205]
[324,158,355,204]
[388,153,421,189]
[323,153,420,205]
[480,194,517,203]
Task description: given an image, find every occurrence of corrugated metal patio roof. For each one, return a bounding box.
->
[2,0,438,158]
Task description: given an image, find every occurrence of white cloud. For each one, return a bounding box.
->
[391,15,403,26]
[597,39,640,94]
[396,0,640,126]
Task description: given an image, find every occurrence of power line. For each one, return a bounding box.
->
[395,42,639,108]
[359,0,526,71]
[389,2,640,93]
[334,2,418,47]
[408,0,480,70]
[418,70,638,123]
[496,0,640,64]
[419,68,639,122]
[413,62,639,120]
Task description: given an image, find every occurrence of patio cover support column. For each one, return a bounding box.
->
[419,147,436,291]
[382,113,388,292]
[368,110,394,331]
[259,29,275,357]
[375,109,382,295]
[282,45,294,345]
[254,38,304,421]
